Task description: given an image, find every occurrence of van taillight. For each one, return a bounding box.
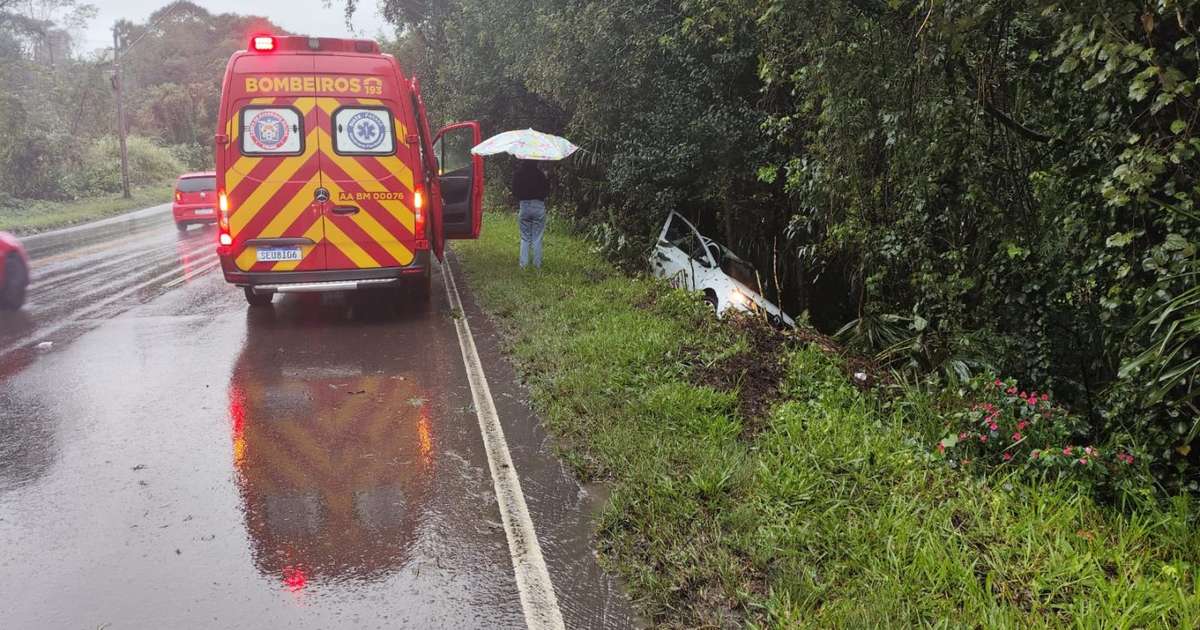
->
[413,187,425,236]
[175,191,182,202]
[217,191,232,248]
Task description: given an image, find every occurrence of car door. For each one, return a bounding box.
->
[432,122,483,239]
[654,212,715,291]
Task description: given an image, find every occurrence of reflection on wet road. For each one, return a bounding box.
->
[0,207,634,628]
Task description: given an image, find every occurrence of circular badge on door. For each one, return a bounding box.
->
[248,110,290,151]
[347,111,386,150]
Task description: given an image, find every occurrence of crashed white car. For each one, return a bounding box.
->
[650,212,796,327]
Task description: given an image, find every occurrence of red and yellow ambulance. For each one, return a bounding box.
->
[214,35,483,306]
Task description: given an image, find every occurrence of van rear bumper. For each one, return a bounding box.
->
[222,252,430,292]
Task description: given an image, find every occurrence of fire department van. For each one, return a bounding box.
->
[214,35,483,306]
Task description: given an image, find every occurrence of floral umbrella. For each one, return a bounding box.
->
[470,128,579,161]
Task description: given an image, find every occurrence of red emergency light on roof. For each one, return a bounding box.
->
[251,36,275,51]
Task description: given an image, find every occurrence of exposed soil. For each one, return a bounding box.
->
[691,314,789,434]
[690,313,889,435]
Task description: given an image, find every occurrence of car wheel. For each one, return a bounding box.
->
[702,290,718,313]
[1,254,28,310]
[176,222,189,233]
[244,287,273,307]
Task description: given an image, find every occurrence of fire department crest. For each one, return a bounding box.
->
[347,111,386,150]
[248,110,290,151]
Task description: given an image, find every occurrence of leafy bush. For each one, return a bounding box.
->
[65,135,185,197]
[168,142,214,171]
[936,376,1143,496]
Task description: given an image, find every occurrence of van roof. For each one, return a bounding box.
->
[178,172,216,179]
[245,35,381,55]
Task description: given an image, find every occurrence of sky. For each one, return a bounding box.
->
[78,0,391,53]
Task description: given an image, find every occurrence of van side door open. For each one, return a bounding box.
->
[432,123,483,240]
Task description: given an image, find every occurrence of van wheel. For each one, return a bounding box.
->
[1,254,28,310]
[244,287,273,307]
[175,222,189,233]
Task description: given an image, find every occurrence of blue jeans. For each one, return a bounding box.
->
[518,200,546,269]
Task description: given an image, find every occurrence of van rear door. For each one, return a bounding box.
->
[312,59,418,271]
[224,55,326,273]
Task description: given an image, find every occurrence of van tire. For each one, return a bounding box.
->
[1,254,28,310]
[244,287,273,307]
[416,260,432,302]
[175,222,189,233]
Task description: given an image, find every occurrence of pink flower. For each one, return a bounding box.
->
[989,422,999,431]
[936,442,945,454]
[1031,450,1041,458]
[1017,421,1027,430]
[1007,386,1017,394]
[1084,446,1096,456]
[959,432,968,441]
[994,379,1003,387]
[1027,397,1037,406]
[1012,432,1023,441]
[1079,458,1089,465]
[1020,391,1027,398]
[979,435,988,443]
[1002,452,1013,461]
[1063,446,1073,456]
[1041,393,1049,401]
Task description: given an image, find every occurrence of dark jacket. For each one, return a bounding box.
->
[511,163,549,201]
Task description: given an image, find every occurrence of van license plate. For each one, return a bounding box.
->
[193,208,214,216]
[256,247,302,262]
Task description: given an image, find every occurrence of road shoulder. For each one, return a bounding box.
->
[448,250,640,629]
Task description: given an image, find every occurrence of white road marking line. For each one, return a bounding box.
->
[0,254,217,358]
[30,239,215,294]
[162,260,220,289]
[442,255,565,630]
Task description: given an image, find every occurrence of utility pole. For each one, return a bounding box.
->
[112,25,131,199]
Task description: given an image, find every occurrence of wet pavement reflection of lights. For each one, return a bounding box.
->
[228,327,436,590]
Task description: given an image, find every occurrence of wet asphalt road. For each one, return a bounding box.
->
[0,206,636,629]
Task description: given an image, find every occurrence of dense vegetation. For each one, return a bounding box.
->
[373,0,1200,493]
[0,0,282,208]
[457,213,1199,627]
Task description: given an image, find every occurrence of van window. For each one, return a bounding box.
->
[240,106,303,156]
[332,107,395,156]
[433,131,471,175]
[177,177,215,192]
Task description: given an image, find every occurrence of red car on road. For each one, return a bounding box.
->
[172,172,218,231]
[0,231,29,310]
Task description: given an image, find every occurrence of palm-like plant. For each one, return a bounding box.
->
[1120,266,1200,445]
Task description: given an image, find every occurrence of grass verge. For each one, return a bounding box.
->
[0,183,174,235]
[455,212,1200,628]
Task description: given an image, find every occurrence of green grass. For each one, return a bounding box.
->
[0,183,174,235]
[455,212,1200,628]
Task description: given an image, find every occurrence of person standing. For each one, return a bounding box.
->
[511,159,549,269]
